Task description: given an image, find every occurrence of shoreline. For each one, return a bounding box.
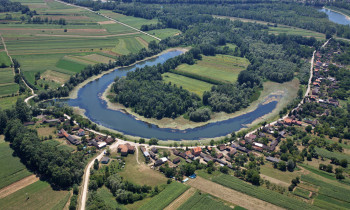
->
[323,6,350,22]
[67,47,190,99]
[101,78,299,131]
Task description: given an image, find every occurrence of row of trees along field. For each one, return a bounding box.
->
[0,0,29,13]
[0,100,86,189]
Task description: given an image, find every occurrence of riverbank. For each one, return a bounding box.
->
[323,6,350,21]
[67,47,189,99]
[101,78,299,131]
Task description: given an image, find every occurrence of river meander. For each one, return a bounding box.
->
[64,50,277,140]
[319,8,350,25]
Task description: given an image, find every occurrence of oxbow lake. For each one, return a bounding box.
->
[65,50,277,140]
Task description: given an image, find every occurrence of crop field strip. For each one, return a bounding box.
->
[0,142,32,190]
[315,147,350,162]
[177,192,232,210]
[212,174,317,210]
[139,182,189,210]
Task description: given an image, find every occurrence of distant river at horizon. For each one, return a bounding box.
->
[63,50,278,141]
[319,8,350,25]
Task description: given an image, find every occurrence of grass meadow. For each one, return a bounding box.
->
[0,142,32,189]
[174,54,249,84]
[139,182,189,210]
[0,180,70,210]
[162,72,213,97]
[178,192,232,210]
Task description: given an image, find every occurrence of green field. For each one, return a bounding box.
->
[212,174,316,210]
[0,52,11,67]
[162,72,213,97]
[55,58,88,73]
[0,95,21,109]
[140,182,189,210]
[315,147,350,162]
[293,187,310,200]
[178,192,232,210]
[0,181,69,210]
[0,142,32,189]
[112,36,148,55]
[267,26,325,40]
[148,28,181,39]
[0,68,15,84]
[174,54,249,84]
[301,174,350,204]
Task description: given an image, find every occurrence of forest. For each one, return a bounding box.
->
[0,0,29,13]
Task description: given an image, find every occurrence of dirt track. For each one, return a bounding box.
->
[0,175,39,199]
[187,176,283,210]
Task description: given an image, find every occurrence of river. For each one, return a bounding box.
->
[319,8,350,25]
[65,50,277,140]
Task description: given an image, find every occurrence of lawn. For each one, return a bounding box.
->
[178,192,232,210]
[118,155,167,187]
[0,181,69,210]
[96,187,125,210]
[212,174,316,210]
[0,51,12,67]
[267,26,325,40]
[139,182,189,210]
[260,162,303,183]
[174,54,249,84]
[0,142,32,189]
[162,72,213,97]
[112,37,148,55]
[148,28,181,39]
[100,10,158,29]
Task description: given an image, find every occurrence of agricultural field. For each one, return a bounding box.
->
[301,174,350,209]
[315,147,350,162]
[260,162,304,183]
[0,66,18,97]
[0,180,70,210]
[0,95,21,110]
[118,155,167,187]
[0,0,175,93]
[293,187,311,200]
[212,174,315,210]
[139,182,189,210]
[178,192,233,210]
[0,141,32,190]
[162,72,213,97]
[0,51,11,67]
[173,54,249,84]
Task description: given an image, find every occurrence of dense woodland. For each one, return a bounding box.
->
[0,0,29,13]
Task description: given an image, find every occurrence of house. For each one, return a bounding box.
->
[225,156,231,162]
[284,118,293,125]
[77,129,85,136]
[173,149,180,156]
[143,151,150,159]
[178,152,186,159]
[43,118,60,124]
[216,153,223,159]
[253,142,264,148]
[60,129,80,145]
[105,137,115,144]
[266,156,281,163]
[215,158,227,165]
[23,121,35,126]
[149,151,157,160]
[236,145,250,153]
[101,156,110,164]
[173,157,180,164]
[117,144,135,156]
[278,130,286,138]
[245,134,257,142]
[217,145,226,151]
[294,120,302,126]
[203,156,211,162]
[252,146,263,152]
[154,159,163,167]
[71,126,80,131]
[228,148,237,156]
[90,140,105,149]
[186,159,192,163]
[186,151,194,159]
[312,88,319,95]
[151,147,158,154]
[191,147,202,156]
